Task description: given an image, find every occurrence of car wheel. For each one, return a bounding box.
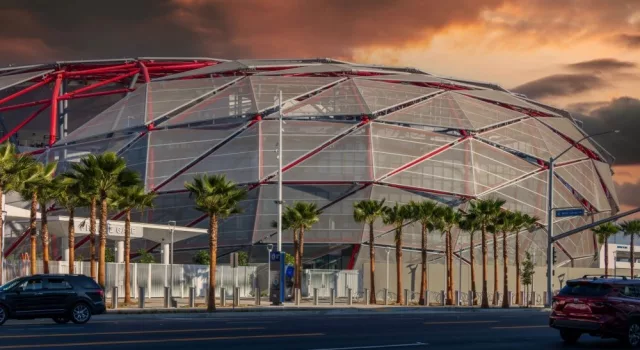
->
[560,330,581,345]
[52,317,70,324]
[70,302,92,324]
[628,321,640,347]
[0,305,7,326]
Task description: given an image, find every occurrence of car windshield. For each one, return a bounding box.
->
[559,282,612,297]
[0,277,24,292]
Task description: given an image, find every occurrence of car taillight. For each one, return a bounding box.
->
[552,300,558,309]
[98,290,104,298]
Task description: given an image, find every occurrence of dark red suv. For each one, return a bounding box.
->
[550,275,640,346]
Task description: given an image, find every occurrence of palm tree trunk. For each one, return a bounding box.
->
[481,227,489,308]
[446,231,453,305]
[631,234,635,279]
[89,198,97,279]
[515,232,521,305]
[501,231,509,308]
[369,223,377,305]
[29,192,37,275]
[293,229,299,291]
[0,187,4,284]
[207,214,218,312]
[470,233,477,306]
[41,205,49,274]
[68,208,75,274]
[298,228,305,291]
[419,223,427,306]
[493,232,498,305]
[396,229,404,305]
[604,240,609,277]
[124,209,132,304]
[98,195,108,288]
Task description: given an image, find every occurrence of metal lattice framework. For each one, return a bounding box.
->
[0,58,618,267]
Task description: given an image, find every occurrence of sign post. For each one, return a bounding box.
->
[269,251,283,305]
[555,208,585,218]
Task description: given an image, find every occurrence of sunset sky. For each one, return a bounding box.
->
[1,0,639,212]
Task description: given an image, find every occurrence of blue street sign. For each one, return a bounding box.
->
[270,251,281,262]
[555,208,585,218]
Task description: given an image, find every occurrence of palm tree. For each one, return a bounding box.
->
[594,222,620,277]
[514,213,537,305]
[353,199,386,305]
[36,175,59,273]
[494,211,516,309]
[459,213,479,305]
[19,161,57,274]
[70,152,138,288]
[487,213,505,306]
[407,200,438,306]
[53,175,85,274]
[283,202,320,291]
[112,184,156,304]
[467,198,505,308]
[185,174,247,312]
[383,203,411,305]
[434,205,460,306]
[0,142,37,283]
[620,220,640,279]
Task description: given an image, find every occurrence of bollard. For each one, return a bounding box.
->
[234,287,239,307]
[383,288,389,305]
[440,290,445,306]
[111,286,118,310]
[164,286,171,308]
[138,287,145,308]
[348,288,353,306]
[313,288,319,306]
[221,288,226,306]
[255,287,261,306]
[468,290,473,306]
[543,292,547,306]
[330,288,335,305]
[189,287,196,308]
[425,291,430,306]
[404,289,409,306]
[295,288,301,306]
[520,291,525,306]
[364,289,370,305]
[530,291,535,306]
[508,291,513,306]
[455,290,460,306]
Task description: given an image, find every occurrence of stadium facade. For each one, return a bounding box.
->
[0,58,618,269]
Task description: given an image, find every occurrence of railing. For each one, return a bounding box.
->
[302,269,361,298]
[3,260,257,299]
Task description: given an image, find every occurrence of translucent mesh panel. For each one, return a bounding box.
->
[40,135,135,175]
[537,120,587,164]
[258,64,351,76]
[159,78,256,127]
[380,93,474,129]
[146,77,237,123]
[144,125,242,191]
[194,189,259,247]
[383,140,475,196]
[126,192,202,227]
[283,124,373,182]
[554,215,596,258]
[483,171,548,223]
[460,89,560,116]
[260,120,357,179]
[537,117,602,157]
[255,184,368,244]
[553,180,585,222]
[555,160,610,212]
[159,123,259,191]
[249,76,341,112]
[364,73,475,87]
[352,79,439,113]
[158,61,248,81]
[593,160,619,207]
[470,139,539,195]
[371,123,458,179]
[450,93,525,130]
[119,134,149,184]
[0,70,52,92]
[61,87,147,143]
[283,80,369,117]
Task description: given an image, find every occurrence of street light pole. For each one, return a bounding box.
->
[385,247,390,294]
[545,129,619,307]
[277,90,285,304]
[168,221,176,298]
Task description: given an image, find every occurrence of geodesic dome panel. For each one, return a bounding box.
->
[536,117,603,157]
[0,70,52,92]
[251,76,342,112]
[555,160,610,212]
[593,160,619,208]
[554,215,597,259]
[460,89,561,117]
[125,192,204,227]
[482,171,548,223]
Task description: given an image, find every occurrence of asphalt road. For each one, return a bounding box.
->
[0,310,629,349]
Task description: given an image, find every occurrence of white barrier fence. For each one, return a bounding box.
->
[302,269,361,298]
[2,260,257,299]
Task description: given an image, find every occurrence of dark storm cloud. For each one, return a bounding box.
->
[616,180,640,208]
[615,34,640,49]
[566,58,637,72]
[572,97,640,165]
[511,74,607,100]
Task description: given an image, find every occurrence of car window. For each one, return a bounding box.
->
[46,278,73,290]
[72,276,101,289]
[559,282,612,297]
[0,278,24,291]
[621,285,640,298]
[18,278,43,291]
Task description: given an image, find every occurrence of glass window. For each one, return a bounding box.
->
[46,278,73,290]
[559,282,611,297]
[18,278,43,291]
[0,277,25,291]
[621,285,640,298]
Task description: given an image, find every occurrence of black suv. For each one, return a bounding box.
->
[0,274,105,325]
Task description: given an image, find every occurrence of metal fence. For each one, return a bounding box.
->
[302,269,361,298]
[3,260,257,299]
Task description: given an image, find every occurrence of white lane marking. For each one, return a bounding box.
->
[309,342,428,350]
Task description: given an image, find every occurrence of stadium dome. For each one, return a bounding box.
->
[0,58,618,267]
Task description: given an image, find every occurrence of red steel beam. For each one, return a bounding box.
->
[64,63,138,77]
[139,62,151,83]
[49,74,64,146]
[0,76,53,106]
[0,103,51,144]
[62,71,138,98]
[146,63,213,72]
[4,229,29,258]
[0,99,50,113]
[61,88,132,100]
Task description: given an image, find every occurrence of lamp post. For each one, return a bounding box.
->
[267,244,273,292]
[1,209,6,285]
[277,91,285,304]
[545,129,619,307]
[168,220,176,298]
[385,247,391,294]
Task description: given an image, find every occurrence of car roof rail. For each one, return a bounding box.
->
[581,275,628,280]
